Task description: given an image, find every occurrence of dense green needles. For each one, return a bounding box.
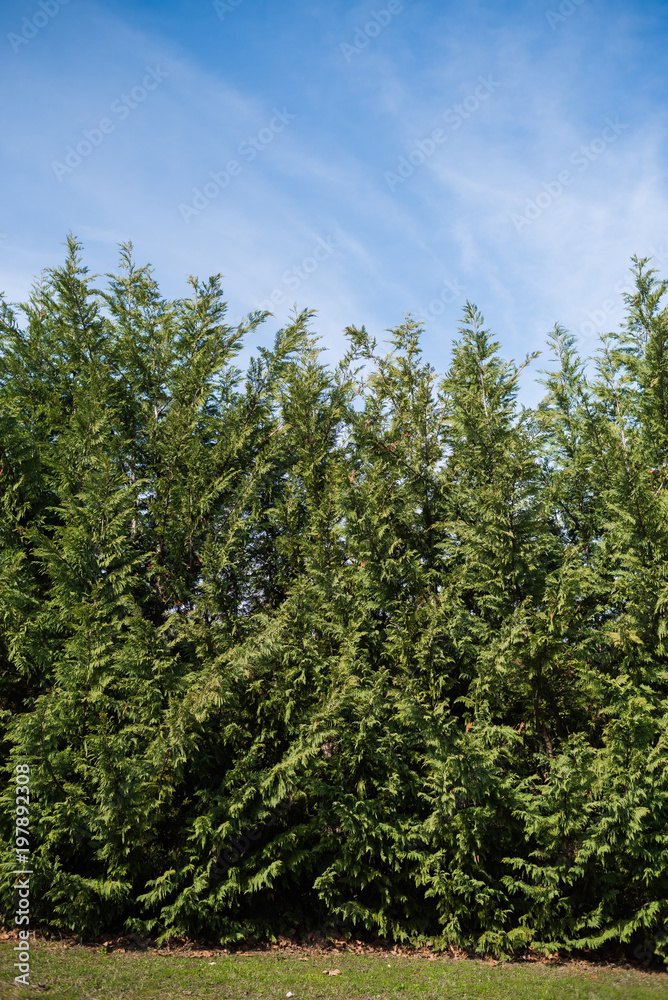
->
[1,237,667,960]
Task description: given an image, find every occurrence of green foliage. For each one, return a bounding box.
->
[1,238,667,961]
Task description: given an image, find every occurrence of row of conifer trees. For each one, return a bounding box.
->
[1,236,667,958]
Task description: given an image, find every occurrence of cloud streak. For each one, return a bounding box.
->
[1,0,667,409]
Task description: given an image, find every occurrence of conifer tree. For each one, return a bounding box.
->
[2,242,668,959]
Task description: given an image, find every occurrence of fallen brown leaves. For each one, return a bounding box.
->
[0,927,655,974]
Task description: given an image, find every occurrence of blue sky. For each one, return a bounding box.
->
[2,0,667,404]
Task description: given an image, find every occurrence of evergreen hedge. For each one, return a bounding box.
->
[1,236,667,958]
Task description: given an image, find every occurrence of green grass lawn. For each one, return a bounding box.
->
[2,941,668,1000]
